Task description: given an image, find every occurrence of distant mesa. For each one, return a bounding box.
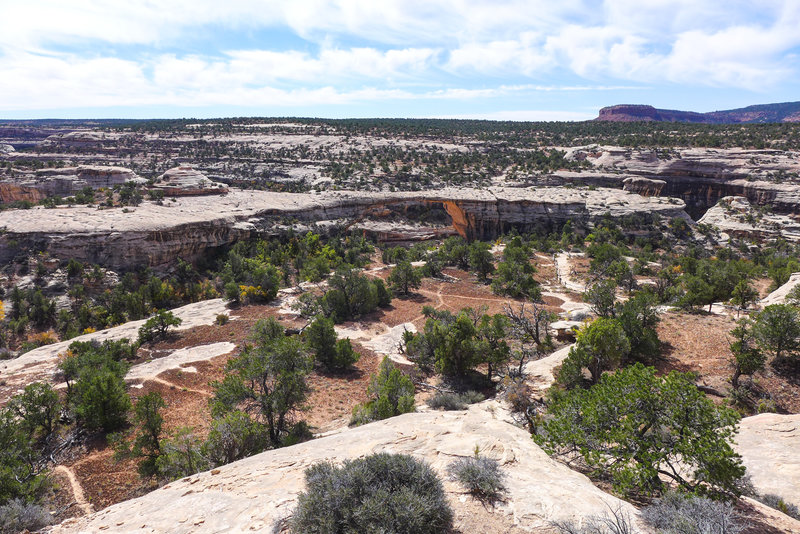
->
[596,101,800,123]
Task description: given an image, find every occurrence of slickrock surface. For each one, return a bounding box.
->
[761,272,800,306]
[0,187,687,270]
[0,299,230,403]
[736,413,800,508]
[125,342,236,384]
[48,404,641,533]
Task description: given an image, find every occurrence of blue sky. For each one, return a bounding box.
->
[1,0,799,120]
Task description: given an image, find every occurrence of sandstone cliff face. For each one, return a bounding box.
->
[697,196,800,241]
[0,187,687,270]
[0,165,146,202]
[562,146,800,217]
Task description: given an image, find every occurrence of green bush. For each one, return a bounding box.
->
[202,411,267,467]
[73,368,131,432]
[427,390,484,411]
[447,453,505,502]
[388,260,422,296]
[304,316,360,371]
[291,453,453,534]
[351,358,415,426]
[211,318,312,445]
[539,364,745,497]
[138,309,182,344]
[6,382,60,437]
[0,411,48,504]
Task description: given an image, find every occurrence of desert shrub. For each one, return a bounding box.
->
[211,318,312,445]
[447,453,505,503]
[551,506,637,534]
[427,390,483,411]
[155,427,208,481]
[215,313,229,326]
[6,382,60,437]
[388,260,422,296]
[755,493,800,520]
[0,411,48,504]
[291,452,453,534]
[538,364,745,497]
[130,392,166,477]
[304,316,360,371]
[350,357,415,426]
[557,318,630,388]
[0,499,52,534]
[202,411,267,467]
[641,490,743,534]
[373,278,393,308]
[138,309,182,344]
[72,367,131,432]
[491,237,541,301]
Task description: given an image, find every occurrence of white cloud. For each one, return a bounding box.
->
[1,0,800,113]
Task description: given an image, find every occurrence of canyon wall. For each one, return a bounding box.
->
[0,187,688,270]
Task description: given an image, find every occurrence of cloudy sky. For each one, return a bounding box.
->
[1,0,799,120]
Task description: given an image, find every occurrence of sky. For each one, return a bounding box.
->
[1,0,799,120]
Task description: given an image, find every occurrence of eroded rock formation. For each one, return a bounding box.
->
[153,166,228,196]
[0,187,688,270]
[0,165,146,202]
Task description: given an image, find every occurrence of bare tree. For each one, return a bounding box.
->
[503,302,556,375]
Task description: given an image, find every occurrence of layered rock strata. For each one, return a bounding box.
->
[0,165,146,202]
[562,146,800,217]
[153,165,228,196]
[0,187,688,270]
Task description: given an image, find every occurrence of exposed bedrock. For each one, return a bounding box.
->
[0,187,687,270]
[562,146,800,218]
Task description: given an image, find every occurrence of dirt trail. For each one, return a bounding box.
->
[54,465,94,516]
[146,377,212,397]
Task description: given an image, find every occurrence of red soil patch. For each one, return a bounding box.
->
[657,311,800,414]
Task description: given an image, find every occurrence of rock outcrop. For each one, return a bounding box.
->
[698,196,800,241]
[622,176,666,196]
[48,405,641,533]
[0,165,146,202]
[562,146,800,218]
[736,413,800,509]
[153,166,228,196]
[761,272,800,306]
[0,187,688,270]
